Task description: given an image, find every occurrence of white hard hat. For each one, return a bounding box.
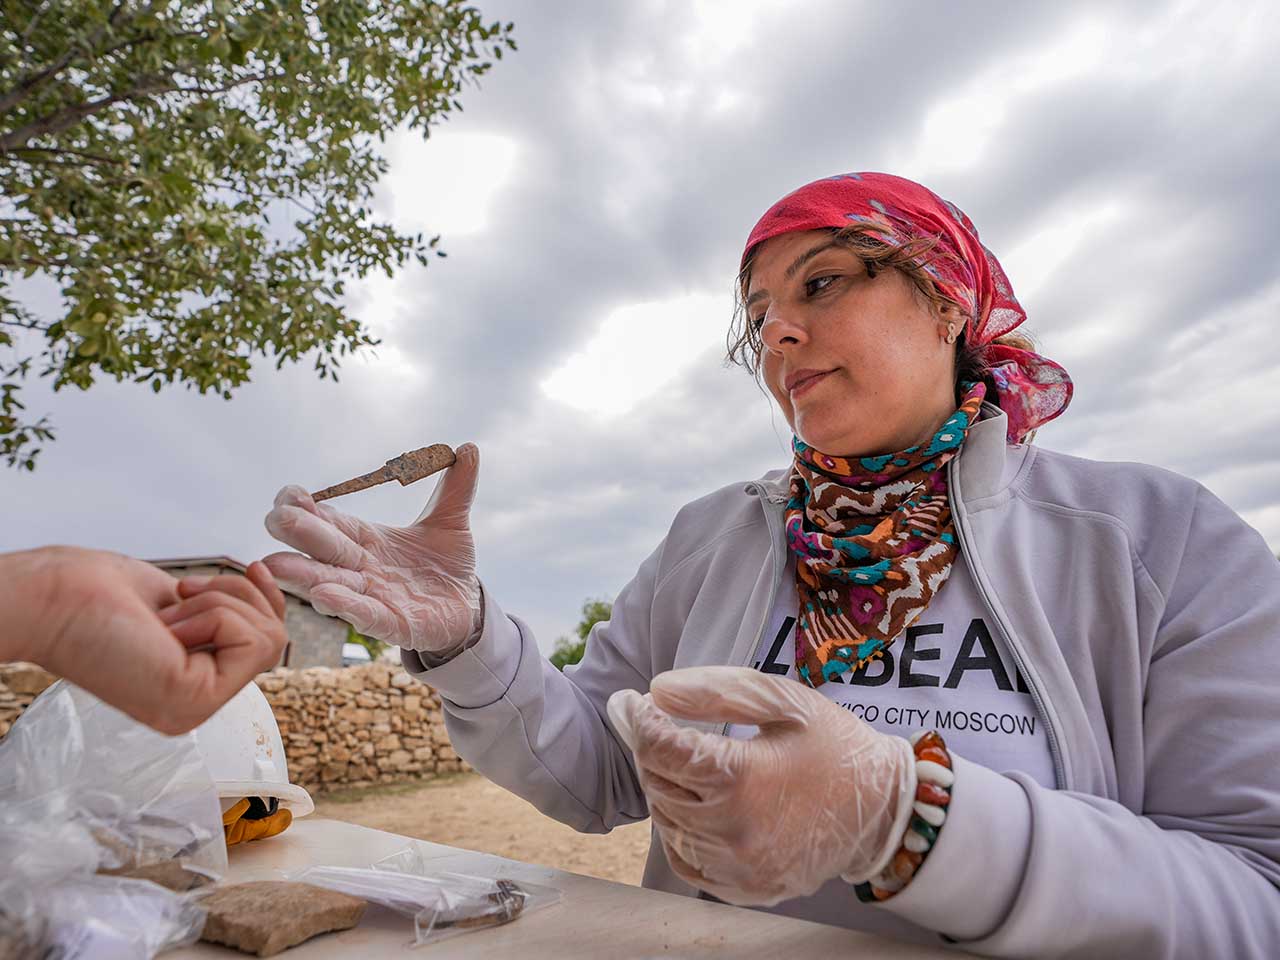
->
[193,682,313,818]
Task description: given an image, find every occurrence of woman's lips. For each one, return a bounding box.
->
[790,369,833,398]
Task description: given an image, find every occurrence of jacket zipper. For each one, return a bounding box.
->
[718,482,788,735]
[946,458,1067,790]
[696,483,786,902]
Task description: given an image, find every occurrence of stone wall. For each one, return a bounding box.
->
[0,662,56,739]
[257,662,468,793]
[0,662,466,794]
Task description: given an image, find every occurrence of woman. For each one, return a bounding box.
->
[263,173,1280,957]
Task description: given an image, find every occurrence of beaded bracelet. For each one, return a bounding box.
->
[853,729,954,904]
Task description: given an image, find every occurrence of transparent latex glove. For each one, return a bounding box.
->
[607,666,915,906]
[262,443,483,654]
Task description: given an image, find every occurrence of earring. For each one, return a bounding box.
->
[945,323,958,345]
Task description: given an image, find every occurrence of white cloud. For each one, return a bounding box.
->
[344,128,522,383]
[1241,503,1280,552]
[1001,196,1130,303]
[376,129,520,238]
[684,0,764,60]
[587,0,775,128]
[539,292,732,418]
[901,18,1111,176]
[340,268,426,384]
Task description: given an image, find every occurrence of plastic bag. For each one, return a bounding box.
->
[2,875,209,960]
[290,847,561,947]
[0,681,225,958]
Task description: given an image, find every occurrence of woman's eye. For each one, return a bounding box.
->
[750,312,766,331]
[805,274,839,296]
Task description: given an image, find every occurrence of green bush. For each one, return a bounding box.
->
[549,636,587,671]
[346,625,388,661]
[549,597,612,671]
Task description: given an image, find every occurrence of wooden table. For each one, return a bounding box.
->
[173,819,965,958]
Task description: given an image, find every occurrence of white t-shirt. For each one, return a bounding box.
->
[720,552,1054,943]
[730,552,1055,788]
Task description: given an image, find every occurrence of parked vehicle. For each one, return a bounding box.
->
[340,642,372,668]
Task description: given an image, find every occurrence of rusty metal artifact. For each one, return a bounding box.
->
[311,444,457,502]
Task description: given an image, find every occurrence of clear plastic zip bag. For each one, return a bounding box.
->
[0,681,225,958]
[291,847,561,948]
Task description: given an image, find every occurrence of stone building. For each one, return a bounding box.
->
[148,555,347,669]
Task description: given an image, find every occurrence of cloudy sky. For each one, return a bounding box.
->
[4,0,1278,652]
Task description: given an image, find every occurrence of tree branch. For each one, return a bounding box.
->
[7,145,126,166]
[0,74,172,151]
[93,29,206,65]
[171,73,278,97]
[0,2,136,116]
[19,2,53,47]
[0,318,52,332]
[0,46,79,116]
[0,253,71,269]
[0,72,278,152]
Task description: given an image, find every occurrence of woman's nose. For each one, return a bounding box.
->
[760,305,807,350]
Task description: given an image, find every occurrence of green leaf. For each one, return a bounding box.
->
[0,0,515,470]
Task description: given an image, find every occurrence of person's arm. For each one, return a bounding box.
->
[0,546,287,735]
[877,485,1280,958]
[261,442,663,831]
[401,536,675,833]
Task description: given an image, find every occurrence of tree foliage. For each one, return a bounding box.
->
[346,622,387,661]
[0,1,515,468]
[549,596,611,671]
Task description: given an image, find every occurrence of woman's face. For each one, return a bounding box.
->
[746,230,962,457]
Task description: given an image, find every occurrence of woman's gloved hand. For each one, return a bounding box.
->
[261,443,483,655]
[607,666,915,906]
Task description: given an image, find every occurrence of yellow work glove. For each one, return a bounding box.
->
[607,666,915,906]
[222,797,293,847]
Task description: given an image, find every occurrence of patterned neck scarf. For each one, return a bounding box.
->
[787,383,987,688]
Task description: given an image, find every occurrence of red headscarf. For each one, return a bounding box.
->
[742,172,1072,442]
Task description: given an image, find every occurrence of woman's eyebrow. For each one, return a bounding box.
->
[745,240,846,307]
[785,240,843,279]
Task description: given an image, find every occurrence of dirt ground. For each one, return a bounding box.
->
[312,773,652,885]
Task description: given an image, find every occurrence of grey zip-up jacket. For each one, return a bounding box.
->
[403,406,1280,958]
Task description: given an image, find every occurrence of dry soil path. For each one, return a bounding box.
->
[312,773,652,885]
